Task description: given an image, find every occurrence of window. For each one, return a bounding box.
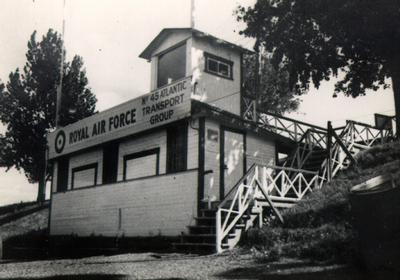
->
[204,52,233,80]
[123,148,160,180]
[157,43,186,88]
[57,157,69,192]
[167,122,188,173]
[102,142,119,184]
[71,163,98,189]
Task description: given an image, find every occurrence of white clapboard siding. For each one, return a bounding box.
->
[118,130,167,181]
[187,119,199,169]
[192,38,242,116]
[50,170,198,237]
[246,132,276,168]
[68,149,103,190]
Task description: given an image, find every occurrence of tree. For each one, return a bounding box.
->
[237,0,400,132]
[243,51,300,115]
[0,29,97,202]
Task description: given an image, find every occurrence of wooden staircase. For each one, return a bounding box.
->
[174,206,256,253]
[174,104,395,253]
[173,209,217,253]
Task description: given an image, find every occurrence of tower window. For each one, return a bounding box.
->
[157,43,186,88]
[204,52,233,80]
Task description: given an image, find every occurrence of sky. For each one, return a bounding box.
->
[0,0,395,206]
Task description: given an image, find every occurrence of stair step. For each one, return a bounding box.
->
[221,243,230,249]
[188,225,216,234]
[194,217,216,226]
[199,209,217,217]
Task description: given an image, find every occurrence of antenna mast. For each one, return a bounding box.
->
[56,0,66,127]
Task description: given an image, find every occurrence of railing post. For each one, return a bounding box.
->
[326,121,333,183]
[216,209,222,253]
[252,100,257,122]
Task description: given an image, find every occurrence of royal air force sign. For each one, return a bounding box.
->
[47,77,192,159]
[54,130,66,154]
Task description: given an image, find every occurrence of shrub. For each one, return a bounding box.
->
[242,141,400,263]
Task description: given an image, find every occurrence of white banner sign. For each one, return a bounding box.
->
[48,77,192,159]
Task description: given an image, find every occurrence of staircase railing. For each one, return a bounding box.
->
[216,164,258,253]
[242,97,326,142]
[343,120,393,148]
[283,128,327,171]
[216,164,320,253]
[319,120,392,186]
[263,165,320,203]
[258,112,326,142]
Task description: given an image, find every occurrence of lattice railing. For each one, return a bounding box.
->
[216,164,320,252]
[319,120,393,187]
[283,128,327,171]
[241,96,326,142]
[263,165,320,202]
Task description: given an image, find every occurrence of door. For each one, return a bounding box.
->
[221,129,245,199]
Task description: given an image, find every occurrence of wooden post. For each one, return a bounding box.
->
[326,121,333,183]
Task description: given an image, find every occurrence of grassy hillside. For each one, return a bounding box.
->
[242,141,400,263]
[0,203,48,241]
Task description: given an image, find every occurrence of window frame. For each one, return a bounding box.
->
[123,148,160,181]
[204,52,234,80]
[157,42,187,88]
[71,163,98,189]
[166,122,188,174]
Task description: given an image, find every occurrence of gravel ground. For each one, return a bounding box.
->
[0,251,389,280]
[0,251,255,279]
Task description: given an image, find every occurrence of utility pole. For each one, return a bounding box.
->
[55,0,66,128]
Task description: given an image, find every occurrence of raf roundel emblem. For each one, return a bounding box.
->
[55,130,66,154]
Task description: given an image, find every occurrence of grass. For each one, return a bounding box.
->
[0,207,48,241]
[241,141,400,263]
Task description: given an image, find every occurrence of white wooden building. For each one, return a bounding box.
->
[47,28,289,248]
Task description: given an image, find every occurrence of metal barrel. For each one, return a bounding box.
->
[350,183,400,271]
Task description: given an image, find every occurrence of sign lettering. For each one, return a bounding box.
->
[48,77,192,159]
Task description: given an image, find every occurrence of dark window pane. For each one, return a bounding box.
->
[167,123,188,173]
[57,157,69,192]
[157,44,186,88]
[208,59,218,73]
[219,63,229,76]
[103,142,119,184]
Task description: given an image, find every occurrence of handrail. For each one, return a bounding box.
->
[216,164,320,252]
[259,111,327,131]
[218,164,256,209]
[347,119,381,130]
[263,164,319,175]
[331,128,356,166]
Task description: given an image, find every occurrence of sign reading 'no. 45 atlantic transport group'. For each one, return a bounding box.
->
[47,77,193,159]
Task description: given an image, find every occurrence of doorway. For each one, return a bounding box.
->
[220,128,245,199]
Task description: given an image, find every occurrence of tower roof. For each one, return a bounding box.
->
[139,28,254,60]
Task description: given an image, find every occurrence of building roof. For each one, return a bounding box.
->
[139,28,254,60]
